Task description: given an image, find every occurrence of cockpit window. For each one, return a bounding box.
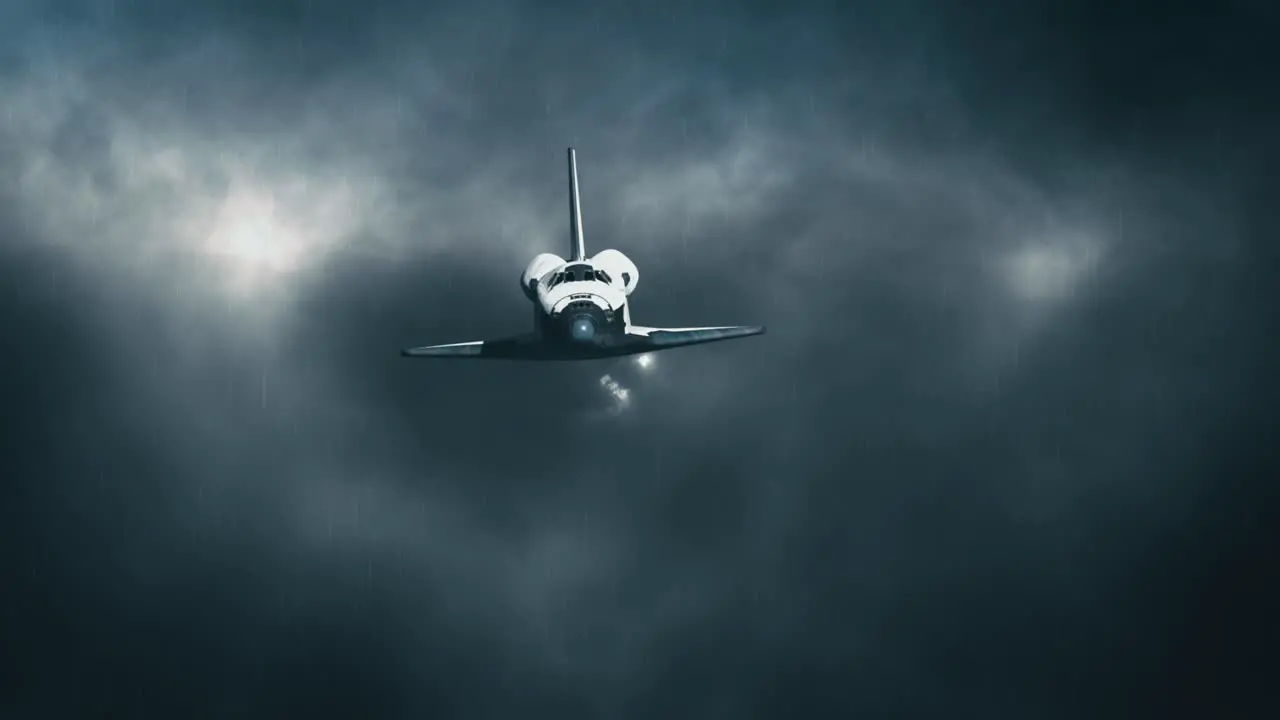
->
[547,265,603,288]
[564,264,594,283]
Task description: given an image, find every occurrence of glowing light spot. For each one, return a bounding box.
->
[599,374,631,412]
[634,354,655,371]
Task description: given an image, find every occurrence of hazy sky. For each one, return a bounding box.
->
[2,1,1276,717]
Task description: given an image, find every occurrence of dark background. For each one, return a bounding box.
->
[2,1,1276,717]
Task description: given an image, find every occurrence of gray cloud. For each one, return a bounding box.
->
[3,0,1276,718]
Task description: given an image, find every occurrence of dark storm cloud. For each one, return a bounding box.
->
[3,0,1276,718]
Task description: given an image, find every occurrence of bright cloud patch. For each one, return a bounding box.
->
[1004,231,1104,304]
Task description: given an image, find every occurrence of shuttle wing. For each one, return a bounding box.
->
[625,325,766,350]
[400,326,765,361]
[401,334,549,359]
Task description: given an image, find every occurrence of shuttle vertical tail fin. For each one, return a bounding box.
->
[568,147,586,262]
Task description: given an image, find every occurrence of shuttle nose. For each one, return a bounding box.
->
[570,315,596,342]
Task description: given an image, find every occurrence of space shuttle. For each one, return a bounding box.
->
[401,148,765,360]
